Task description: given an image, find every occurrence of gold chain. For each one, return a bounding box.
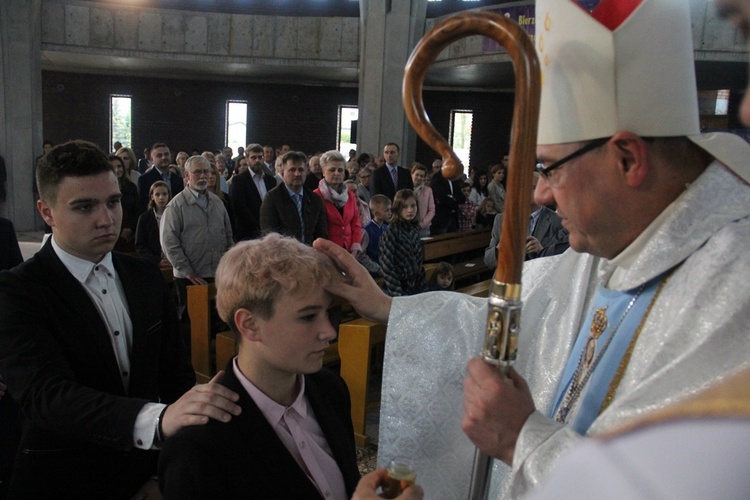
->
[599,268,678,415]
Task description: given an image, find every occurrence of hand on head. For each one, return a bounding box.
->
[313,238,392,324]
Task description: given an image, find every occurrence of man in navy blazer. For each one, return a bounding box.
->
[0,217,22,271]
[137,142,184,208]
[260,151,328,244]
[371,143,413,200]
[230,143,277,240]
[0,141,240,499]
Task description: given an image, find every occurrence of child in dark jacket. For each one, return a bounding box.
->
[379,189,428,297]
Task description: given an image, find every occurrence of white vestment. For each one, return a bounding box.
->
[377,162,750,498]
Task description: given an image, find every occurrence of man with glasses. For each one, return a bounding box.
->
[313,0,750,497]
[484,172,567,268]
[161,155,234,342]
[356,167,372,204]
[230,143,277,240]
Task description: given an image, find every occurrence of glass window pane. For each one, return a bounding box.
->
[338,106,359,156]
[226,101,248,154]
[450,110,473,167]
[111,96,131,151]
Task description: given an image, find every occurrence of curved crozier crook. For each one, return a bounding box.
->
[402,11,540,285]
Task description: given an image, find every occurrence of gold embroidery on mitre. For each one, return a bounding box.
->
[545,12,552,31]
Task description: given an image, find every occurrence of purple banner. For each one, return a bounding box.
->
[481,5,536,52]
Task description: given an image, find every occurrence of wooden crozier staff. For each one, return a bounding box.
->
[402,11,540,500]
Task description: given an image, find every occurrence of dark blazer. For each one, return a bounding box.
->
[483,206,569,268]
[371,164,413,200]
[135,209,162,264]
[230,168,277,241]
[430,173,465,235]
[0,240,195,499]
[115,180,143,253]
[304,172,322,193]
[137,167,184,209]
[137,158,150,175]
[159,361,360,499]
[260,184,328,244]
[0,217,22,271]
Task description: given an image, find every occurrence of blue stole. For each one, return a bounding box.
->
[550,273,664,434]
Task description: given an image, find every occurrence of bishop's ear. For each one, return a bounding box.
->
[611,131,649,188]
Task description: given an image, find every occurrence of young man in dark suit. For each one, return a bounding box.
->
[137,142,184,208]
[0,140,240,499]
[260,151,328,245]
[429,168,465,235]
[371,143,413,200]
[159,234,360,498]
[230,143,277,240]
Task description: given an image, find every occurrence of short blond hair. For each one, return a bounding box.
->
[215,234,338,331]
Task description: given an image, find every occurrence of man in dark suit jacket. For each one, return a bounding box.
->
[0,141,240,499]
[159,235,360,499]
[260,151,328,244]
[137,147,151,174]
[0,217,22,498]
[371,142,413,200]
[0,217,22,271]
[230,143,277,240]
[137,142,184,208]
[483,173,569,268]
[430,170,466,235]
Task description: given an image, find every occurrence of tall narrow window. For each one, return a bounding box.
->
[226,101,248,154]
[450,110,473,167]
[110,95,131,151]
[337,106,359,156]
[715,89,730,115]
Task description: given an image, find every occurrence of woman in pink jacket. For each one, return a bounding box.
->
[315,150,363,255]
[411,163,436,237]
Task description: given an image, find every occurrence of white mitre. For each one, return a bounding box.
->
[536,0,750,181]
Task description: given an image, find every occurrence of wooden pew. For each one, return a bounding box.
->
[338,319,387,447]
[186,283,219,384]
[422,228,492,287]
[422,227,491,262]
[457,278,492,297]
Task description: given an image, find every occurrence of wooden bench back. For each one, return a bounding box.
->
[422,228,491,262]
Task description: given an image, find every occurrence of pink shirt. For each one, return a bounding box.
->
[232,359,347,499]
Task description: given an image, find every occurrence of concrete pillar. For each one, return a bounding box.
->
[357,0,427,165]
[0,0,43,230]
